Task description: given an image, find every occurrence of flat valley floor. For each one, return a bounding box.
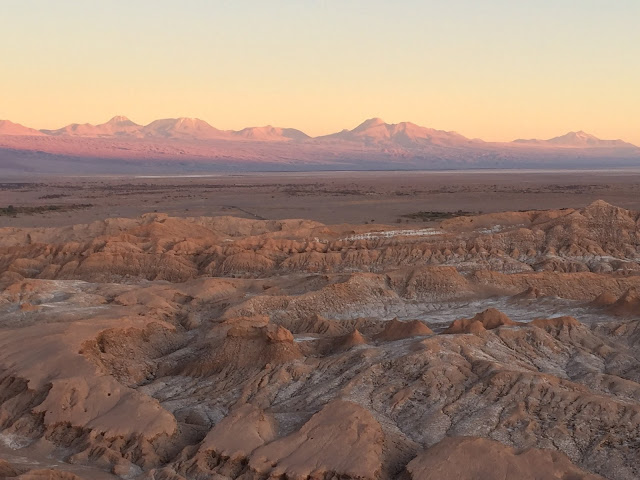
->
[3,169,640,228]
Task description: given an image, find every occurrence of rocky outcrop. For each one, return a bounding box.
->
[607,288,640,316]
[247,400,384,480]
[0,202,638,282]
[374,318,433,341]
[180,323,302,376]
[443,308,518,334]
[406,436,604,480]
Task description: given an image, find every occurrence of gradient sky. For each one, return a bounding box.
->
[1,0,639,143]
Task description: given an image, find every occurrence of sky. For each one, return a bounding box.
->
[1,0,639,143]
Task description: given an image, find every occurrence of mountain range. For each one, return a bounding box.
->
[1,116,638,175]
[31,116,311,142]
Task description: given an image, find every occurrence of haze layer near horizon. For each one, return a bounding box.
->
[1,0,639,143]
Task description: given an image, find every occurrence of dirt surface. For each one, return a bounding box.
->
[2,170,640,228]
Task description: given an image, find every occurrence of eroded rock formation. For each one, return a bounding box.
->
[0,201,639,479]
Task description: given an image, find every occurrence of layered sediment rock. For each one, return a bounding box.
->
[0,202,639,479]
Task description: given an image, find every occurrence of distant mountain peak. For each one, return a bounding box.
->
[107,115,133,123]
[548,131,632,147]
[513,131,636,149]
[104,115,139,127]
[322,118,471,147]
[364,117,385,125]
[0,119,46,136]
[177,117,200,124]
[353,118,386,131]
[557,130,596,139]
[142,117,227,139]
[234,125,310,142]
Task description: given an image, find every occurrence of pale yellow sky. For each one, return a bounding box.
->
[1,1,639,143]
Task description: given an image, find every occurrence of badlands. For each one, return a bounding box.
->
[0,179,639,479]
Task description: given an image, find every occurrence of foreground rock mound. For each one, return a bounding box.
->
[248,400,384,480]
[406,436,604,480]
[198,403,277,461]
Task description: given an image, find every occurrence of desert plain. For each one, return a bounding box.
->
[0,170,639,480]
[3,169,640,227]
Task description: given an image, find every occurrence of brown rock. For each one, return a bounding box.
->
[198,404,277,460]
[333,329,367,351]
[591,291,619,307]
[406,436,604,480]
[248,400,384,479]
[607,288,640,316]
[0,459,24,477]
[181,323,302,375]
[443,308,518,334]
[531,316,581,332]
[374,318,433,342]
[17,470,84,479]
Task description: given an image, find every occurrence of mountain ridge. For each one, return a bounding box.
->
[233,125,310,142]
[2,116,635,148]
[0,119,46,136]
[514,130,636,148]
[1,116,639,174]
[317,118,476,148]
